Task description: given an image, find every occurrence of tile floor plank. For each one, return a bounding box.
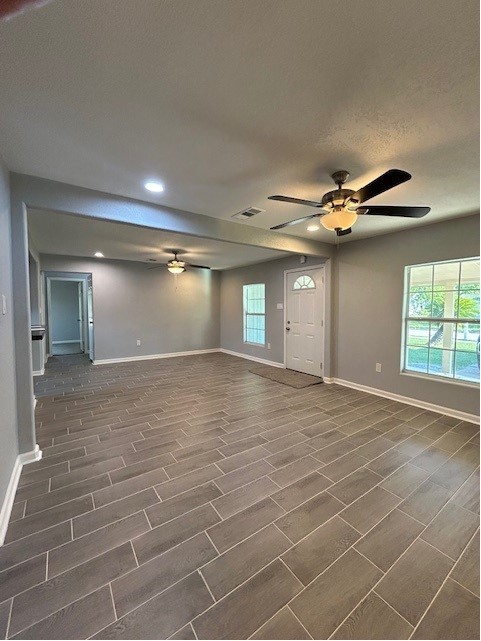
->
[9,543,136,636]
[331,592,413,639]
[200,524,291,600]
[450,529,480,596]
[275,492,344,543]
[95,572,214,640]
[282,515,360,585]
[250,607,309,640]
[375,539,454,625]
[355,509,424,571]
[112,532,217,617]
[412,579,479,640]
[421,501,479,560]
[341,486,400,534]
[193,560,303,640]
[207,498,284,554]
[133,503,220,565]
[10,586,116,640]
[2,353,475,641]
[290,549,382,639]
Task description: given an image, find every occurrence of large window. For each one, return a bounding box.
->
[403,258,480,384]
[243,283,265,345]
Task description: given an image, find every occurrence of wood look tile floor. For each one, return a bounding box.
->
[1,353,479,639]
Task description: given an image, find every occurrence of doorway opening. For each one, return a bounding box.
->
[45,272,94,360]
[284,265,326,377]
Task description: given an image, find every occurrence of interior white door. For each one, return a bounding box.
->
[87,276,94,361]
[286,268,324,376]
[77,282,84,352]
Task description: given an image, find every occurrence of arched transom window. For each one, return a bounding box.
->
[293,275,316,290]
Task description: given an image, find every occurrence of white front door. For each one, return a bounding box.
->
[285,268,324,376]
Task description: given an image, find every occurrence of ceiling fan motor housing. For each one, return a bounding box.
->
[321,188,356,208]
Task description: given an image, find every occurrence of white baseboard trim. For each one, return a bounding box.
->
[93,348,220,366]
[32,368,44,377]
[219,348,285,369]
[0,445,42,546]
[330,377,480,424]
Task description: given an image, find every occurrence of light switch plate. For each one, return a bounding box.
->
[276,303,283,310]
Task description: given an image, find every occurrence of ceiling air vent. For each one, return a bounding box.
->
[232,206,265,221]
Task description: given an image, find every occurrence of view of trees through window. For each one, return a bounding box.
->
[404,258,480,383]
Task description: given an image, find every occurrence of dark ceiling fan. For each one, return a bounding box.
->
[268,169,430,236]
[148,250,211,274]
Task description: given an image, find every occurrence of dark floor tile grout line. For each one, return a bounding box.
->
[407,525,481,640]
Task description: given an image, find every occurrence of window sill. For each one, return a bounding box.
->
[243,341,266,348]
[400,370,480,389]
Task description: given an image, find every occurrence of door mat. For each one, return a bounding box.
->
[249,365,323,388]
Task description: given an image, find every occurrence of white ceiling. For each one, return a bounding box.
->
[27,208,290,269]
[1,0,479,244]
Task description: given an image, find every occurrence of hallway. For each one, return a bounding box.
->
[0,353,479,639]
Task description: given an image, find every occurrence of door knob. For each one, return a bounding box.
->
[286,327,290,331]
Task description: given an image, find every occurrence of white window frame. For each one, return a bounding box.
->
[243,283,266,346]
[401,257,480,386]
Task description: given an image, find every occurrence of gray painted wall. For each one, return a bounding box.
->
[50,280,80,342]
[0,158,19,505]
[220,255,333,375]
[40,255,220,361]
[335,215,480,416]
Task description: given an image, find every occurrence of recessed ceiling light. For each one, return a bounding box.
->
[94,251,104,258]
[144,181,164,193]
[307,224,320,232]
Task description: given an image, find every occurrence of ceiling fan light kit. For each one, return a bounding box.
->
[148,250,211,274]
[320,206,358,232]
[268,169,430,237]
[167,259,186,274]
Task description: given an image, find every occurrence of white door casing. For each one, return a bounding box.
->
[77,281,84,352]
[87,276,94,361]
[285,267,324,376]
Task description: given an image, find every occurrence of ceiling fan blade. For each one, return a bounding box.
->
[270,214,320,230]
[268,195,323,207]
[336,228,352,236]
[348,169,411,205]
[147,265,164,270]
[359,205,430,218]
[186,263,211,270]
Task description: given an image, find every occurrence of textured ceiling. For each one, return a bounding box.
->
[27,209,290,269]
[1,0,479,244]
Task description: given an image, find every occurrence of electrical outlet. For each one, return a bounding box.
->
[375,363,382,373]
[136,339,141,346]
[267,342,271,350]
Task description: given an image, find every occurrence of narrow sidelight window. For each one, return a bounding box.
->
[243,283,266,345]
